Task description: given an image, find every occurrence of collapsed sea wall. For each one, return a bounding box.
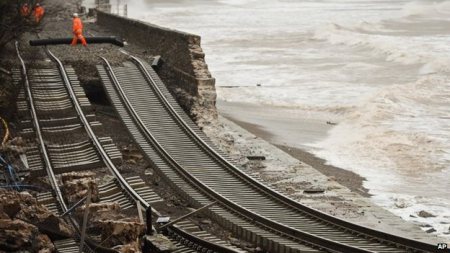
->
[96,11,217,126]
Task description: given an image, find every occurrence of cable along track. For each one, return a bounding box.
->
[98,56,436,253]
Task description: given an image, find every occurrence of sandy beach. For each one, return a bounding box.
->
[217,100,370,197]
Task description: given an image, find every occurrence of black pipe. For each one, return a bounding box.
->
[29,36,124,47]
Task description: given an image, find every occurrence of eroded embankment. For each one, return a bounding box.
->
[96,11,217,127]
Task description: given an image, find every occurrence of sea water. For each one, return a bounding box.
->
[123,0,450,237]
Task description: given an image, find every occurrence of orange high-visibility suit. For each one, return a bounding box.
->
[71,17,87,46]
[20,4,30,16]
[34,5,45,23]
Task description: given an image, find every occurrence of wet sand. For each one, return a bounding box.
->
[217,100,370,197]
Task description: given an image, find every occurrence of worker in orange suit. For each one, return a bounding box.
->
[20,3,30,17]
[71,13,87,47]
[33,3,45,23]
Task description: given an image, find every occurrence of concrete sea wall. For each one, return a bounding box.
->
[96,11,217,126]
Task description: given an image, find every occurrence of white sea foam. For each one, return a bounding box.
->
[401,0,450,18]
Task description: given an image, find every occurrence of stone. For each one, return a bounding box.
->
[62,176,99,203]
[418,210,436,218]
[0,189,73,238]
[94,219,145,247]
[118,241,140,253]
[425,228,436,233]
[200,219,211,225]
[76,202,121,221]
[16,205,73,238]
[143,234,176,253]
[61,171,96,184]
[0,219,38,251]
[35,234,56,253]
[0,219,54,252]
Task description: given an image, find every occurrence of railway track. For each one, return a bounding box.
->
[15,42,242,253]
[15,42,98,253]
[98,56,438,253]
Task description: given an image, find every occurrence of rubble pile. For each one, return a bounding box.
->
[61,171,99,203]
[0,189,72,252]
[94,218,145,247]
[63,172,145,250]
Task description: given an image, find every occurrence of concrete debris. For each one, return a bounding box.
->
[61,172,99,203]
[418,210,436,218]
[0,189,70,251]
[0,219,54,252]
[0,189,73,238]
[76,202,121,220]
[143,234,176,253]
[61,171,96,183]
[117,241,141,253]
[94,219,145,247]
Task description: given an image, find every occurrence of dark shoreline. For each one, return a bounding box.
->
[223,115,371,197]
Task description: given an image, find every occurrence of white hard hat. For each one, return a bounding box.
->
[73,13,78,17]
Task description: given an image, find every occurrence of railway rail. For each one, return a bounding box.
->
[98,56,438,253]
[15,42,241,253]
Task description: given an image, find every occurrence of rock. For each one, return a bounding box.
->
[0,219,54,252]
[200,219,211,225]
[61,171,96,183]
[425,228,436,233]
[418,210,436,218]
[0,189,73,238]
[0,219,38,251]
[62,175,99,203]
[16,205,73,238]
[2,199,21,218]
[35,234,56,253]
[76,202,121,221]
[303,188,325,194]
[94,219,145,247]
[143,234,176,253]
[117,241,141,253]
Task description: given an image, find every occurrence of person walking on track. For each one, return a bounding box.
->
[20,3,30,17]
[33,3,45,23]
[71,13,87,46]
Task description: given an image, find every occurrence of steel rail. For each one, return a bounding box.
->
[47,48,241,252]
[45,48,154,214]
[16,41,68,212]
[17,42,113,253]
[130,56,437,253]
[101,58,375,253]
[101,57,242,253]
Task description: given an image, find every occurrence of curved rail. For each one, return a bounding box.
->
[16,42,67,211]
[45,49,239,253]
[101,59,377,253]
[100,57,241,253]
[45,48,152,213]
[17,42,114,253]
[101,55,438,253]
[130,56,437,252]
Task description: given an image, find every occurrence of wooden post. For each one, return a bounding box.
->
[137,200,144,224]
[146,207,152,235]
[79,187,92,253]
